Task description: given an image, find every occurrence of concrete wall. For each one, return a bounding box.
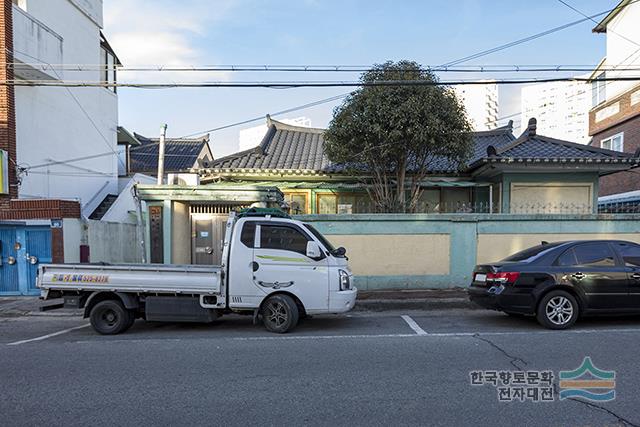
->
[300,214,640,290]
[14,0,118,211]
[63,219,142,263]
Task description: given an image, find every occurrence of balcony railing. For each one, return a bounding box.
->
[12,4,63,80]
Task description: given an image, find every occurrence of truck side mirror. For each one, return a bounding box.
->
[306,241,322,259]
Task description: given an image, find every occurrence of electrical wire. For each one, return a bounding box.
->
[4,75,640,89]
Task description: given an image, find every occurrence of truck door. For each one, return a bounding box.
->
[253,223,329,312]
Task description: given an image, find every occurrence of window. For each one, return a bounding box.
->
[283,192,308,214]
[558,243,616,267]
[592,72,606,107]
[240,222,256,248]
[260,225,309,254]
[304,223,335,252]
[614,243,640,267]
[556,248,578,266]
[601,133,624,152]
[441,188,472,213]
[502,243,564,262]
[317,193,337,214]
[100,37,118,93]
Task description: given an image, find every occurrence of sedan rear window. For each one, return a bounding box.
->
[501,243,563,262]
[556,243,616,267]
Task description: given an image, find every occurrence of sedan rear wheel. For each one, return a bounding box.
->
[536,290,579,330]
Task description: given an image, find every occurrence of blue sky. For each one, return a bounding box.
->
[104,0,615,157]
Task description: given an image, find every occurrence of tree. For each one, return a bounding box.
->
[324,60,473,213]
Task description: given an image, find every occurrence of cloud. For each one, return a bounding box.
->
[103,0,237,83]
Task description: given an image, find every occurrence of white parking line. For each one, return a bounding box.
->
[401,315,428,335]
[7,324,91,346]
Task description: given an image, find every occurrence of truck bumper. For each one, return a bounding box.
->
[329,288,357,313]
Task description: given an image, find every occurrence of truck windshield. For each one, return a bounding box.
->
[303,223,336,252]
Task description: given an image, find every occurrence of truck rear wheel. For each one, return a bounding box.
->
[90,300,130,335]
[262,294,299,333]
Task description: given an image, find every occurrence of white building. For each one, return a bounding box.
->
[11,0,119,217]
[239,116,311,151]
[591,0,640,105]
[520,78,592,145]
[453,82,499,131]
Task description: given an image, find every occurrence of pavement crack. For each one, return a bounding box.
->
[552,383,639,427]
[472,333,528,371]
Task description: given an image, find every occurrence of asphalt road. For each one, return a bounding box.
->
[2,310,640,426]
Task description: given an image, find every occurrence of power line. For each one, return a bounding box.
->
[177,93,349,139]
[13,62,640,73]
[440,0,640,67]
[4,75,640,89]
[556,0,640,48]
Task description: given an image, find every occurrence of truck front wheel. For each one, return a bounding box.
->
[90,300,130,335]
[261,294,299,333]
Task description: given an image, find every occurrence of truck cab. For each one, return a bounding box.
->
[224,209,356,332]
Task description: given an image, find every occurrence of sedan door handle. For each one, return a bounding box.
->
[572,272,585,280]
[632,273,640,280]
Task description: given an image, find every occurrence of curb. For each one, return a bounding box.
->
[355,297,476,312]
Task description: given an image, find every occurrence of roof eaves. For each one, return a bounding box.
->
[533,134,635,158]
[593,0,630,33]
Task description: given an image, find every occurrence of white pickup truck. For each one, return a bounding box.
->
[37,209,357,334]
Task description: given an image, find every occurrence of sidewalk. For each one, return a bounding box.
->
[354,288,474,312]
[0,297,82,317]
[0,289,473,318]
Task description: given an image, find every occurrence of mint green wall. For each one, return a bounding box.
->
[299,213,640,290]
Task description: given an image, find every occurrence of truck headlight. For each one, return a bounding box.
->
[339,270,350,290]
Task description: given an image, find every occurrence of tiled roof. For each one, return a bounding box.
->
[469,118,639,169]
[208,117,639,175]
[210,118,515,174]
[130,133,211,173]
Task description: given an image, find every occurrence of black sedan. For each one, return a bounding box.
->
[468,240,640,329]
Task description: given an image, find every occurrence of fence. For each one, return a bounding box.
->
[62,219,143,264]
[298,213,640,290]
[301,201,606,215]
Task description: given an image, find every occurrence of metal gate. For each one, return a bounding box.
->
[0,225,52,295]
[191,214,228,265]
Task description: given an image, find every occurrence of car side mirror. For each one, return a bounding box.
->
[333,247,346,257]
[306,241,323,259]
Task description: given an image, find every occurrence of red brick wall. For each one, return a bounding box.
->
[590,84,640,137]
[592,116,640,196]
[0,0,17,207]
[0,199,81,220]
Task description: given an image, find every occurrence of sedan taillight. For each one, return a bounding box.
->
[487,272,520,285]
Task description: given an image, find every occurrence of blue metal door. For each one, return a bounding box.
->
[0,225,51,295]
[0,227,19,294]
[24,228,52,295]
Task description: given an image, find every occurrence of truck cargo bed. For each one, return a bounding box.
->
[38,264,221,295]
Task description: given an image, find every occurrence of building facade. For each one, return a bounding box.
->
[200,117,639,216]
[588,0,640,197]
[5,0,119,215]
[453,82,499,131]
[521,78,592,145]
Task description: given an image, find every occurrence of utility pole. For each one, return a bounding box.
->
[157,123,167,185]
